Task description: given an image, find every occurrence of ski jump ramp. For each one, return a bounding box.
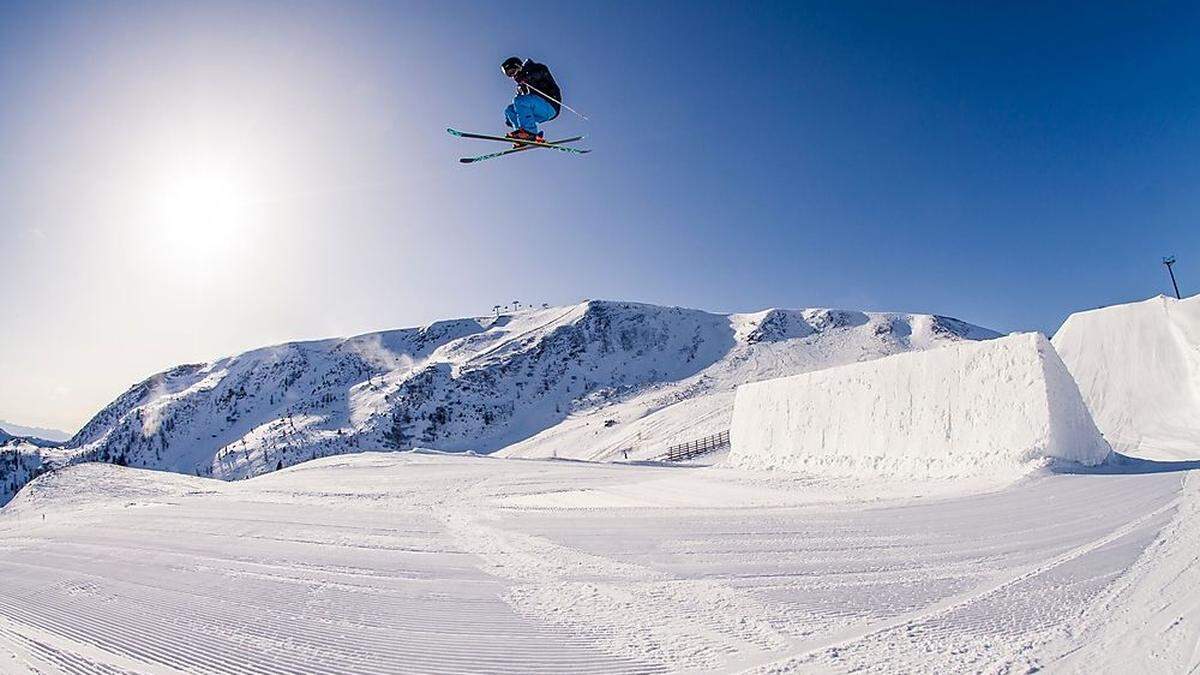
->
[1053,294,1200,461]
[729,332,1110,479]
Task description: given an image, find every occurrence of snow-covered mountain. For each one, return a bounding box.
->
[1,432,64,504]
[24,301,997,502]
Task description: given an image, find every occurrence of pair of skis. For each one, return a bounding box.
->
[448,128,591,164]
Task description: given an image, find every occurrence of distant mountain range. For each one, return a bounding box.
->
[0,420,71,443]
[2,300,999,505]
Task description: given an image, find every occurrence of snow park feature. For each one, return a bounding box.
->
[729,332,1111,480]
[1053,294,1200,461]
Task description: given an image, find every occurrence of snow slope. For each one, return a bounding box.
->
[35,301,996,497]
[0,451,1193,673]
[1053,294,1200,460]
[730,332,1110,479]
[1041,469,1200,673]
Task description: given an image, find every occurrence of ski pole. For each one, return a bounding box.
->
[522,82,590,122]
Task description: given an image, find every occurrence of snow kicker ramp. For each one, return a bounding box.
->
[730,332,1110,478]
[1053,294,1200,461]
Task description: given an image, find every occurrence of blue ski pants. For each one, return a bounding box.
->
[504,94,556,134]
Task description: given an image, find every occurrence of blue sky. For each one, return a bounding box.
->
[1,1,1198,430]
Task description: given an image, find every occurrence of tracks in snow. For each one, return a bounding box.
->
[743,483,1185,673]
[0,454,1192,673]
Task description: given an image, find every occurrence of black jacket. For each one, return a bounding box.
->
[515,60,561,118]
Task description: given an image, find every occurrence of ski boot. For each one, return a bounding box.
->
[505,128,544,148]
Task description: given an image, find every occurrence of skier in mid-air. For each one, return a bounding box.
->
[500,56,561,146]
[447,56,586,163]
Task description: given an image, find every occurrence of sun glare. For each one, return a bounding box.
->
[146,157,261,267]
[157,168,248,242]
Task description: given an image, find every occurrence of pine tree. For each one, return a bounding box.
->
[382,412,412,449]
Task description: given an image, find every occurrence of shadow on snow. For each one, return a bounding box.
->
[1054,451,1200,475]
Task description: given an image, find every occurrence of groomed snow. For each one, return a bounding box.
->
[0,452,1194,673]
[1053,294,1200,461]
[730,332,1110,479]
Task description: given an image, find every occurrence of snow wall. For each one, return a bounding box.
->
[1052,294,1200,461]
[729,332,1110,478]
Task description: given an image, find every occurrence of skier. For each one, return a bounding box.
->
[446,57,586,163]
[500,56,561,146]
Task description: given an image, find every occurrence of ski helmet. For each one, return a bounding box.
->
[500,56,522,75]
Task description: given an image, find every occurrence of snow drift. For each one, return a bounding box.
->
[1052,294,1200,461]
[729,332,1110,478]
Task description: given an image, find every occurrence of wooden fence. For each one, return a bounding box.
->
[658,429,731,462]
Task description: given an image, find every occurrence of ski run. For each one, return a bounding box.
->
[2,294,1199,673]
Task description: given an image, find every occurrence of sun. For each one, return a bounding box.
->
[156,169,248,244]
[149,159,257,261]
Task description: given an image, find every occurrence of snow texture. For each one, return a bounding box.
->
[1040,470,1200,673]
[730,332,1110,479]
[0,451,1193,673]
[1053,294,1200,461]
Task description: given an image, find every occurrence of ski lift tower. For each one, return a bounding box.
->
[1163,256,1181,299]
